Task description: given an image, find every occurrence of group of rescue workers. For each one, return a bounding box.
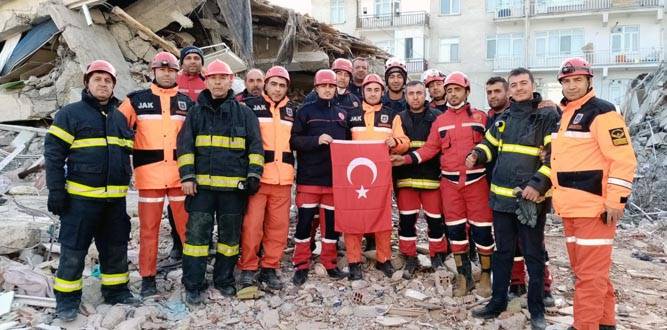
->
[44,43,637,330]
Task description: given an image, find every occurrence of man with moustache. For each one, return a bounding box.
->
[348,57,369,100]
[423,69,447,112]
[235,69,265,103]
[381,57,408,116]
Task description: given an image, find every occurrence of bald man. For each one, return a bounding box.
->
[235,69,265,103]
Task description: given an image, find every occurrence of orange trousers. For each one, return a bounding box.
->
[563,216,616,330]
[238,184,291,270]
[138,188,187,277]
[344,230,392,264]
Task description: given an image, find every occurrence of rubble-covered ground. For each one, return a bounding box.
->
[0,184,666,329]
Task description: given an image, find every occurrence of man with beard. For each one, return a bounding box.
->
[177,46,206,101]
[381,57,408,116]
[423,69,447,112]
[235,69,265,103]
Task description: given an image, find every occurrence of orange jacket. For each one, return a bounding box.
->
[348,102,409,154]
[551,90,637,217]
[244,94,297,185]
[119,84,194,190]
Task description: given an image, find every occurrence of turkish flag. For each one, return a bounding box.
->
[331,140,393,234]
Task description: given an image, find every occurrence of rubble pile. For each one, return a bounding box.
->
[622,62,667,226]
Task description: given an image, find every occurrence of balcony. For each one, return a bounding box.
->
[357,11,430,30]
[492,48,663,72]
[406,58,428,73]
[493,0,664,21]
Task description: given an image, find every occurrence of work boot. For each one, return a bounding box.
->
[292,269,309,286]
[530,314,547,330]
[364,235,376,252]
[168,244,182,260]
[105,291,141,306]
[471,303,504,319]
[185,289,203,305]
[543,291,555,307]
[508,284,527,299]
[216,285,236,296]
[453,253,474,297]
[431,253,444,269]
[326,268,348,280]
[140,276,158,297]
[375,261,395,278]
[258,268,283,290]
[56,306,78,322]
[239,270,257,288]
[599,325,616,330]
[469,244,478,263]
[403,256,418,280]
[477,255,492,298]
[348,263,363,281]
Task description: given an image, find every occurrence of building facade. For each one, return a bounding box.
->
[309,0,665,108]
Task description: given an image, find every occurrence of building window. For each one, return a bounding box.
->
[488,33,523,69]
[611,25,639,54]
[330,0,345,24]
[405,38,413,59]
[534,29,584,67]
[439,38,459,63]
[375,0,392,15]
[440,0,460,15]
[486,37,496,59]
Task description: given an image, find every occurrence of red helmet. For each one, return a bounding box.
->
[151,52,179,70]
[362,73,385,90]
[422,69,446,87]
[84,60,116,85]
[444,71,470,89]
[314,69,337,86]
[331,58,353,75]
[205,59,233,77]
[265,65,290,84]
[558,57,593,81]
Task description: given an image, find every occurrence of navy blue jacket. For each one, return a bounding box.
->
[382,92,407,117]
[304,89,362,114]
[290,97,349,186]
[45,90,134,200]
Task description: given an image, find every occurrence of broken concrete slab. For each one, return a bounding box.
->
[124,0,203,32]
[0,91,34,122]
[48,3,136,98]
[127,37,152,60]
[0,0,50,41]
[108,23,137,62]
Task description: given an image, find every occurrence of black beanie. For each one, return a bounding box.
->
[179,46,204,65]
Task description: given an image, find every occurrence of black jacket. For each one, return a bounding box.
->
[474,93,560,212]
[394,106,442,189]
[177,89,263,191]
[348,83,362,100]
[381,92,407,117]
[290,97,349,186]
[44,90,134,200]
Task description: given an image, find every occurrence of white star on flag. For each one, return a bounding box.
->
[356,185,369,199]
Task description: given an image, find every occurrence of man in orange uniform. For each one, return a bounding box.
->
[345,73,409,280]
[119,52,194,297]
[238,66,297,290]
[551,58,636,330]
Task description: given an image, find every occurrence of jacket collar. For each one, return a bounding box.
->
[560,90,596,112]
[81,89,119,111]
[509,92,542,112]
[262,93,289,110]
[150,83,179,96]
[197,89,235,110]
[362,102,382,113]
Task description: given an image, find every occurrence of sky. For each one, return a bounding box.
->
[268,0,312,14]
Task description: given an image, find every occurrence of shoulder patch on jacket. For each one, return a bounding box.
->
[609,128,628,146]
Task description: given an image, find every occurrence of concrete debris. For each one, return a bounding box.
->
[375,316,409,327]
[1,265,53,297]
[101,304,128,328]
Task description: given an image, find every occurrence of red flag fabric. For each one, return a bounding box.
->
[331,140,393,234]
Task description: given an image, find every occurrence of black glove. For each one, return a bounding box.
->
[47,189,69,216]
[245,177,261,195]
[515,197,541,228]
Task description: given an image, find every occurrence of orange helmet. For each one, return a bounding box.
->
[558,57,593,81]
[314,69,337,86]
[205,59,233,77]
[331,58,353,75]
[265,65,290,84]
[422,69,446,87]
[151,52,179,70]
[444,71,470,89]
[362,73,385,90]
[84,60,116,85]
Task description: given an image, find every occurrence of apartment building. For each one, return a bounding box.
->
[309,0,665,107]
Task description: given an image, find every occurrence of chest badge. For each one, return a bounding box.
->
[380,114,389,124]
[178,101,187,111]
[338,112,345,120]
[572,113,583,125]
[285,107,293,117]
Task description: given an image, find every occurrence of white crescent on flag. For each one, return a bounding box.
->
[346,157,377,199]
